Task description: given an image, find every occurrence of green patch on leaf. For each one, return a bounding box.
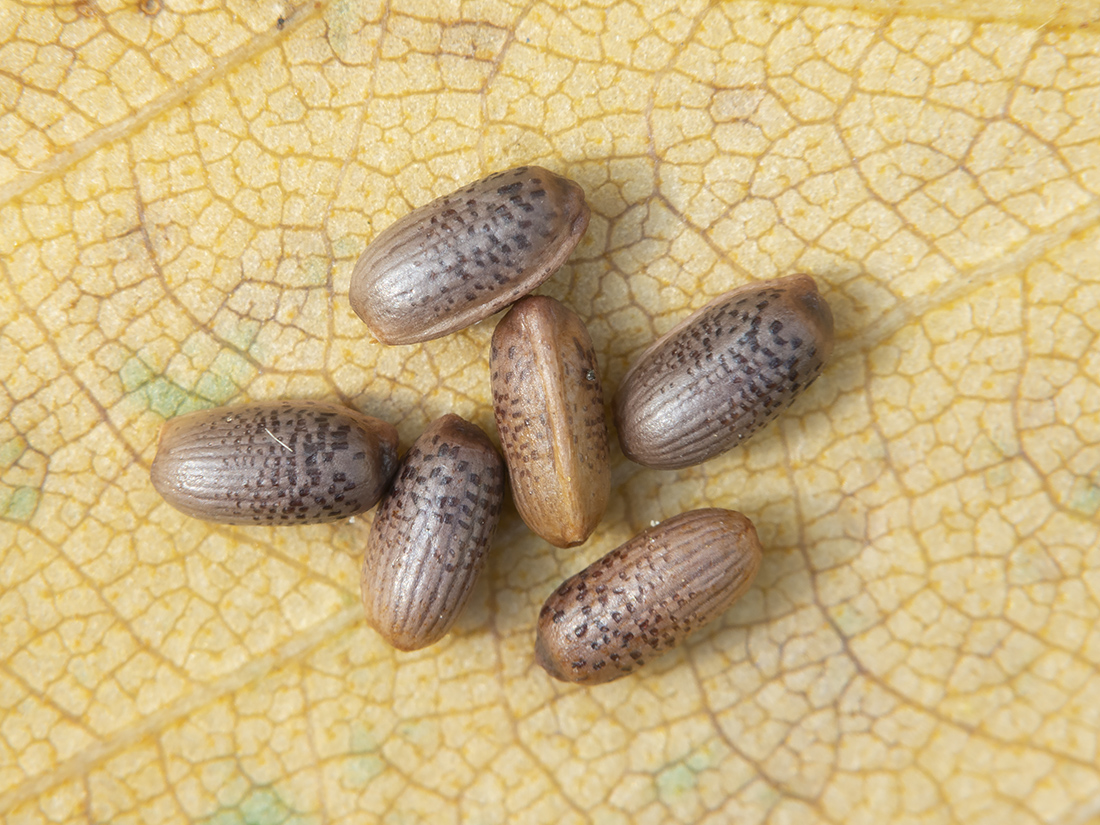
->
[1069,478,1100,517]
[350,724,380,753]
[145,377,196,418]
[119,357,154,393]
[655,740,727,805]
[121,350,255,418]
[203,789,291,825]
[331,236,360,259]
[241,789,290,825]
[195,371,239,405]
[2,486,40,522]
[197,350,256,404]
[345,722,385,787]
[0,436,27,469]
[225,319,261,352]
[685,739,724,772]
[120,359,201,417]
[345,754,385,788]
[656,762,697,802]
[301,256,329,286]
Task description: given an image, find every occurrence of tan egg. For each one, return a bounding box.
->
[614,274,835,470]
[535,508,762,685]
[361,414,505,651]
[150,400,398,525]
[490,296,610,547]
[349,166,590,345]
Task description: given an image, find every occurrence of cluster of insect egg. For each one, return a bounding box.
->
[151,166,834,686]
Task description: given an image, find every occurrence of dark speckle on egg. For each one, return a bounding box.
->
[361,414,504,651]
[535,509,763,685]
[150,400,399,524]
[349,166,590,345]
[613,274,835,470]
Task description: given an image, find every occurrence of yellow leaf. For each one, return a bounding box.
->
[2,0,1099,822]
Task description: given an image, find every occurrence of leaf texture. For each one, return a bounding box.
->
[2,1,1100,823]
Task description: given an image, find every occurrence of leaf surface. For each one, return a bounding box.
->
[2,1,1100,822]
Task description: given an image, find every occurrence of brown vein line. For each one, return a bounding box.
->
[318,1,390,408]
[128,162,269,382]
[0,604,362,817]
[830,197,1100,363]
[8,518,195,685]
[475,0,541,165]
[776,438,1100,788]
[153,736,191,821]
[776,0,1097,29]
[1,261,145,467]
[0,0,325,211]
[1058,791,1100,825]
[203,520,361,598]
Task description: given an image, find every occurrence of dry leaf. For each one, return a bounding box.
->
[2,0,1099,822]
